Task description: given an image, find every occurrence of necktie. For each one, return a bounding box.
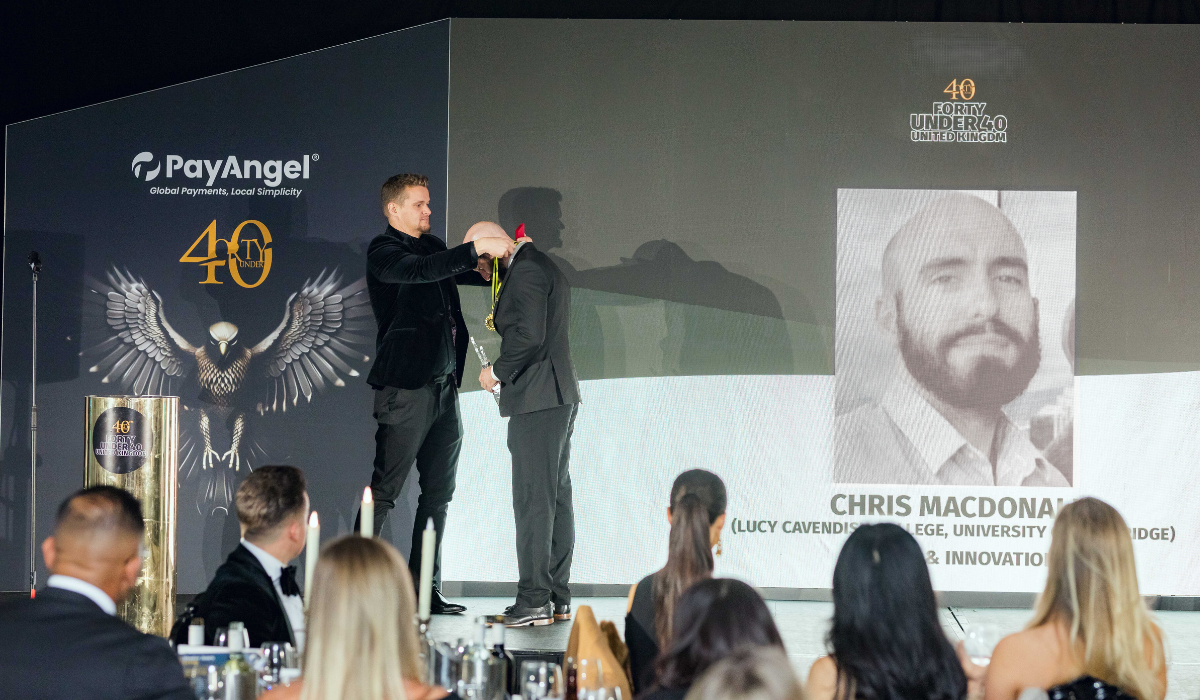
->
[279,565,301,596]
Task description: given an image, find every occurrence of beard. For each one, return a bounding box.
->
[417,219,431,233]
[896,302,1040,411]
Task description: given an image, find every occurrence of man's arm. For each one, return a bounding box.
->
[492,264,550,384]
[368,235,478,284]
[201,581,283,647]
[124,635,194,700]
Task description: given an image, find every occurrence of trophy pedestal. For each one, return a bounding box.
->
[83,395,179,636]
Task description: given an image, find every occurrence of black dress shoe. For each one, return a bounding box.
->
[553,603,572,621]
[500,603,554,627]
[430,587,467,615]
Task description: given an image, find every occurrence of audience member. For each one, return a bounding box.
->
[627,470,727,694]
[806,523,967,700]
[173,465,309,648]
[0,486,192,700]
[261,536,457,700]
[685,646,804,700]
[984,498,1166,700]
[642,578,785,700]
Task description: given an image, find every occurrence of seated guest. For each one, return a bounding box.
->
[685,647,804,700]
[805,523,967,700]
[643,578,784,700]
[262,536,458,700]
[0,486,192,700]
[627,469,727,694]
[173,465,308,648]
[984,498,1166,700]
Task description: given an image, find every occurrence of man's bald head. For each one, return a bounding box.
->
[881,193,1028,297]
[875,193,1040,411]
[44,486,145,604]
[463,221,511,245]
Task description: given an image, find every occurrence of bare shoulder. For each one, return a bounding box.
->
[985,625,1076,700]
[627,583,638,613]
[805,655,839,700]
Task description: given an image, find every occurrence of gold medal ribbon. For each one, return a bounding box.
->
[484,257,501,331]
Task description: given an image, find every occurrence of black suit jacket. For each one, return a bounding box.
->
[171,543,294,648]
[366,225,486,390]
[493,243,581,417]
[0,586,192,700]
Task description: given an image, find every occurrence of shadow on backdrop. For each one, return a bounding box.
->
[498,187,798,378]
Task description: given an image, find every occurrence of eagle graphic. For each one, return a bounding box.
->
[82,267,373,514]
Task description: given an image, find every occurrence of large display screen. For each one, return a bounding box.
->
[4,19,1200,595]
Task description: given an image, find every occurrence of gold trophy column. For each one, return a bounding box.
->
[84,395,179,636]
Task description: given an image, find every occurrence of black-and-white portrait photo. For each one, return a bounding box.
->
[834,190,1075,486]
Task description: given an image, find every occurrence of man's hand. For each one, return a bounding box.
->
[474,237,515,259]
[479,366,499,393]
[474,255,493,281]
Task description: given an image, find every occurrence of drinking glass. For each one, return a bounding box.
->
[520,661,563,700]
[964,623,1002,666]
[576,659,604,693]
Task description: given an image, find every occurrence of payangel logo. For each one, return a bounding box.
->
[131,151,317,196]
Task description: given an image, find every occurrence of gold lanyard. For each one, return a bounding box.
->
[484,257,501,331]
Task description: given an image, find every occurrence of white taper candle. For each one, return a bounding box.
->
[417,517,436,620]
[304,511,320,610]
[361,487,373,537]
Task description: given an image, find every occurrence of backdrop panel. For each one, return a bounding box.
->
[1,21,450,592]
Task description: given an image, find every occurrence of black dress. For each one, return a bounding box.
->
[626,574,659,695]
[1047,676,1135,700]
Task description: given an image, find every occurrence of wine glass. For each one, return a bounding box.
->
[964,623,1002,666]
[520,661,563,700]
[576,659,605,693]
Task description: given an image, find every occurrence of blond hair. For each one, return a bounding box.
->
[300,536,422,700]
[684,647,804,700]
[1029,497,1165,700]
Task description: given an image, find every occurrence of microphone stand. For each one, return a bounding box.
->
[28,251,40,597]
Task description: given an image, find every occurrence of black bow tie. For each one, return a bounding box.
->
[279,565,301,597]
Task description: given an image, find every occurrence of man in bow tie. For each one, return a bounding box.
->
[173,465,309,648]
[465,221,581,627]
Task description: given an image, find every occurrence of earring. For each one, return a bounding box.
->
[714,539,723,558]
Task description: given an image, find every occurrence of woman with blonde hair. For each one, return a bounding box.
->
[262,536,456,700]
[984,498,1166,700]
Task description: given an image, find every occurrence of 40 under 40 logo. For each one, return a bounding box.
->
[181,219,272,287]
[909,79,1008,144]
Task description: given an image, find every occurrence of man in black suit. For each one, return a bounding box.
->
[468,222,581,627]
[0,486,192,699]
[172,465,308,647]
[359,174,514,614]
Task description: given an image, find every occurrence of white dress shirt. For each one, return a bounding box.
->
[835,375,1069,486]
[241,538,305,650]
[47,574,116,615]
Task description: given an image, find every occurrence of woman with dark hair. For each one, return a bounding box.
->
[805,523,967,700]
[641,578,784,700]
[626,470,728,694]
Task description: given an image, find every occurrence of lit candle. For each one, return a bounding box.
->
[304,511,320,609]
[417,518,436,620]
[361,487,373,537]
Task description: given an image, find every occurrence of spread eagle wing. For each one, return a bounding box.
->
[251,268,373,413]
[83,267,197,395]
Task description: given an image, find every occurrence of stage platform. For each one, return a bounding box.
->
[430,597,1200,700]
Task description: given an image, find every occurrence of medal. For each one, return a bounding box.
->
[485,257,501,332]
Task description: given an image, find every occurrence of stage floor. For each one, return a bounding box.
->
[430,597,1200,700]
